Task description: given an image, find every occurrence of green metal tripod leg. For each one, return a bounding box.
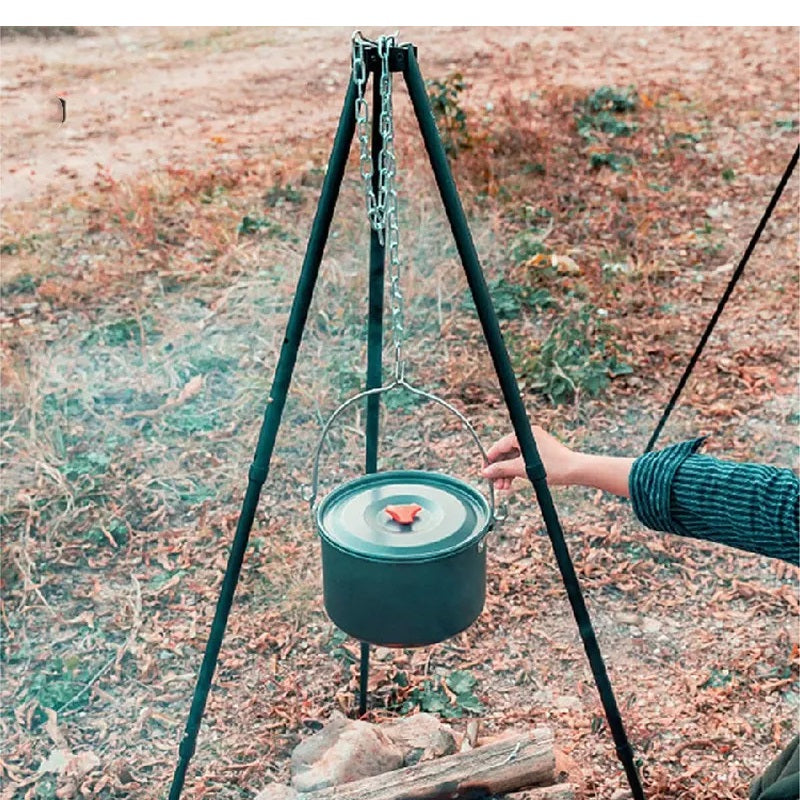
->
[167,78,357,800]
[402,45,646,800]
[360,68,388,718]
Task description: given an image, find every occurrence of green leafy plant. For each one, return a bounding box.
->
[396,669,484,718]
[586,86,638,114]
[65,450,110,479]
[0,272,39,295]
[328,355,364,402]
[26,655,93,713]
[511,306,632,405]
[0,233,47,256]
[427,73,470,157]
[577,86,638,142]
[589,152,633,172]
[85,516,129,547]
[700,667,735,689]
[463,277,554,321]
[383,390,426,413]
[327,629,357,666]
[510,232,552,266]
[521,161,546,176]
[577,112,636,139]
[163,405,220,435]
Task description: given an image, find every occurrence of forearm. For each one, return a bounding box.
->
[629,439,800,565]
[568,453,635,498]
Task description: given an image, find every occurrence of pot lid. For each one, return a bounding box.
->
[316,470,491,562]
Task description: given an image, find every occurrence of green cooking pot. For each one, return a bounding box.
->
[310,380,497,647]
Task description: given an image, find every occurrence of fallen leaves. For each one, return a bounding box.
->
[0,26,797,800]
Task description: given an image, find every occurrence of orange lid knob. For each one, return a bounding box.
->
[384,504,422,525]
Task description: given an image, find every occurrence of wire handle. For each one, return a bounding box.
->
[308,379,502,524]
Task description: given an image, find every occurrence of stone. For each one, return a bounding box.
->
[642,617,662,634]
[532,689,554,705]
[253,784,299,800]
[290,712,403,792]
[381,712,457,765]
[554,695,582,711]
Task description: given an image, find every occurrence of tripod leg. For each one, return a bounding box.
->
[358,69,388,718]
[358,642,371,716]
[402,48,645,800]
[645,144,798,453]
[167,79,358,800]
[366,71,386,476]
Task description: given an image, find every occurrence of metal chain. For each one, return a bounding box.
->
[351,31,405,380]
[352,32,379,232]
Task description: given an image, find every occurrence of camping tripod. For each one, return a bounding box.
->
[169,39,645,800]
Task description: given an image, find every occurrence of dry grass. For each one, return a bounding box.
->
[1,28,798,800]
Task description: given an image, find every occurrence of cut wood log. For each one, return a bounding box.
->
[300,728,565,800]
[504,784,575,800]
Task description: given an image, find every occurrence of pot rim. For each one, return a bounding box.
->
[315,469,492,563]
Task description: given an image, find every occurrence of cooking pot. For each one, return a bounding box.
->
[309,380,497,647]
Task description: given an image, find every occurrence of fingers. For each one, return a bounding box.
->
[481,456,525,490]
[484,433,522,492]
[485,432,520,463]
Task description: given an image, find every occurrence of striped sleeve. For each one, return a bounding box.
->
[629,438,800,565]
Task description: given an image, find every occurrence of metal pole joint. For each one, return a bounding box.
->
[361,42,416,73]
[248,464,269,485]
[525,462,548,484]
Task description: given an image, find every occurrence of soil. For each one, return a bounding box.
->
[2,26,796,206]
[0,25,798,800]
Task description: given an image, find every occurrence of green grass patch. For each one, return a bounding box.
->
[25,654,96,713]
[82,314,161,347]
[264,182,305,208]
[0,272,40,296]
[162,405,221,435]
[237,215,299,242]
[585,86,638,114]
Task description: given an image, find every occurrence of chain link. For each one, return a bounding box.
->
[352,31,405,380]
[352,33,378,230]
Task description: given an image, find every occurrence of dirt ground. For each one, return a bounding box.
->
[2,26,797,207]
[1,25,798,800]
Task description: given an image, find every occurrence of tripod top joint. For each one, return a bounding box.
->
[352,35,416,73]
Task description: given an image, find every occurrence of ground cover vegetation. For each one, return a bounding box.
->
[0,26,797,800]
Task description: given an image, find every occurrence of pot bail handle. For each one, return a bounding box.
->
[307,378,504,525]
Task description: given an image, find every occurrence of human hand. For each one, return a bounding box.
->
[482,425,634,498]
[481,425,579,490]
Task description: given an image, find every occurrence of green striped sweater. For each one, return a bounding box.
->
[629,438,799,566]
